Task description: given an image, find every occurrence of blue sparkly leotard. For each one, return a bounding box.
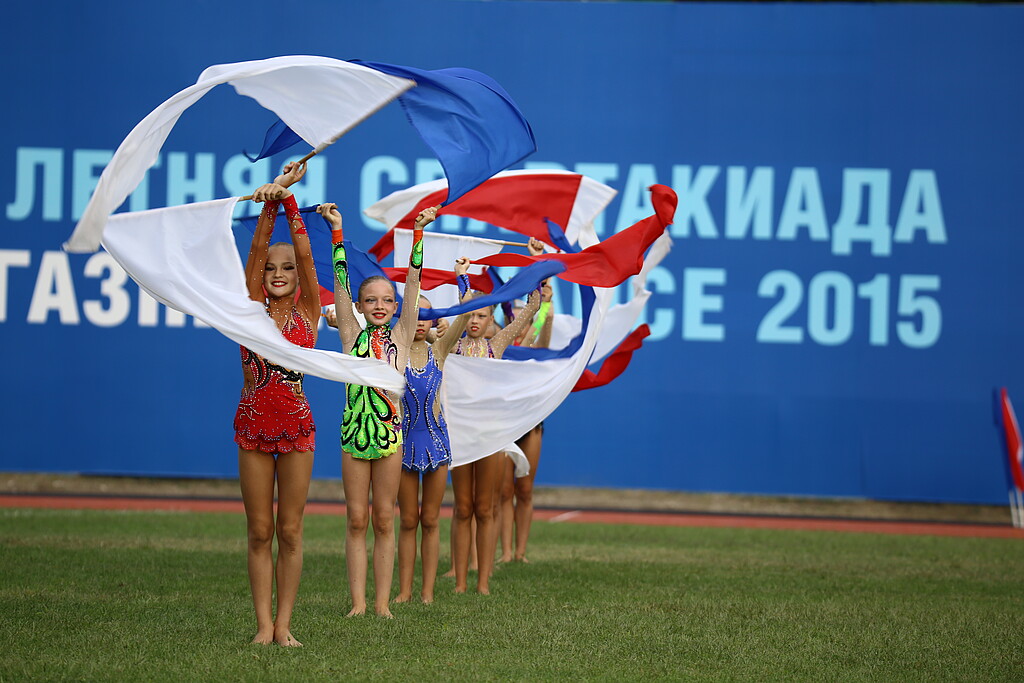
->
[401,346,452,473]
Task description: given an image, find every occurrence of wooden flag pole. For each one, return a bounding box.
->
[236,150,319,202]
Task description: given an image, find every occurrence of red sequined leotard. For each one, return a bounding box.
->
[234,306,317,454]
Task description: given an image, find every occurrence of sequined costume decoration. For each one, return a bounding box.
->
[342,323,403,459]
[332,218,424,460]
[234,307,316,454]
[234,193,319,455]
[332,239,350,298]
[401,347,452,472]
[334,227,403,459]
[453,336,495,358]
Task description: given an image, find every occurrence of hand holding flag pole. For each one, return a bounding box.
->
[237,152,317,202]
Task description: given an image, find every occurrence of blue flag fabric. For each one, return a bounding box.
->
[243,119,305,162]
[418,260,565,321]
[352,61,536,205]
[245,60,536,204]
[502,284,597,362]
[546,219,580,254]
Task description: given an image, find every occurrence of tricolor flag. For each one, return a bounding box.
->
[997,388,1024,527]
[248,61,536,206]
[66,55,416,254]
[366,169,617,258]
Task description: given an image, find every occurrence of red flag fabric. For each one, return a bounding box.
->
[369,230,397,261]
[365,170,616,259]
[1000,388,1024,491]
[384,267,493,293]
[472,184,677,287]
[572,325,651,392]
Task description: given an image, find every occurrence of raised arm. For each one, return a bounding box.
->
[394,206,438,346]
[491,287,541,358]
[432,257,473,361]
[490,238,546,356]
[243,195,280,302]
[320,203,363,353]
[274,163,319,326]
[520,280,554,348]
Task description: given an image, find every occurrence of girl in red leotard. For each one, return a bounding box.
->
[234,162,319,647]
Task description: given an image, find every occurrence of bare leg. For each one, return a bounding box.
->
[419,465,448,604]
[443,531,456,578]
[369,453,402,617]
[238,449,277,644]
[395,469,420,604]
[272,448,314,646]
[487,456,503,578]
[341,452,371,616]
[498,457,515,562]
[469,516,478,571]
[473,452,503,595]
[450,463,475,593]
[514,427,543,562]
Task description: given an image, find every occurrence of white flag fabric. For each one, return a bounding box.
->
[66,56,414,254]
[394,230,503,309]
[101,198,405,391]
[445,286,612,466]
[361,171,671,466]
[442,232,669,464]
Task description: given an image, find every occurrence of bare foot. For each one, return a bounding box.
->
[393,594,412,604]
[274,630,303,647]
[498,554,513,564]
[346,605,366,617]
[421,593,434,605]
[514,555,530,563]
[454,584,467,594]
[442,567,455,578]
[477,584,491,596]
[251,627,275,645]
[375,606,395,619]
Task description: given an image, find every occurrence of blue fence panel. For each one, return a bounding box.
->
[1,1,1021,503]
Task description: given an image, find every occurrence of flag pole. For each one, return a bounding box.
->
[237,149,319,202]
[391,226,529,248]
[480,238,531,248]
[1010,489,1022,528]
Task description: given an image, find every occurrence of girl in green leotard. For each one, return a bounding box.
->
[318,201,437,618]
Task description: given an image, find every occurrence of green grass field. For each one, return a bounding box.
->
[1,508,1022,682]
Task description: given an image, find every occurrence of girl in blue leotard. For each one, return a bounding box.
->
[394,288,467,605]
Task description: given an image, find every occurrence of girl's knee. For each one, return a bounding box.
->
[372,512,394,537]
[454,501,474,521]
[247,520,275,548]
[420,512,440,532]
[473,501,493,521]
[276,519,303,553]
[515,480,535,504]
[347,509,369,534]
[399,511,420,532]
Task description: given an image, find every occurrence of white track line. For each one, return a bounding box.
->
[549,510,582,523]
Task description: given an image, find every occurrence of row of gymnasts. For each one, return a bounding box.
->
[235,162,552,646]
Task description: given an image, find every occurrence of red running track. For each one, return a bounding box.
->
[2,494,1022,539]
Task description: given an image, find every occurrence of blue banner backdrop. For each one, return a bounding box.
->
[2,2,1022,504]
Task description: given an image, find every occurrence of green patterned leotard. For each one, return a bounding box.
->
[333,237,405,460]
[341,323,403,459]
